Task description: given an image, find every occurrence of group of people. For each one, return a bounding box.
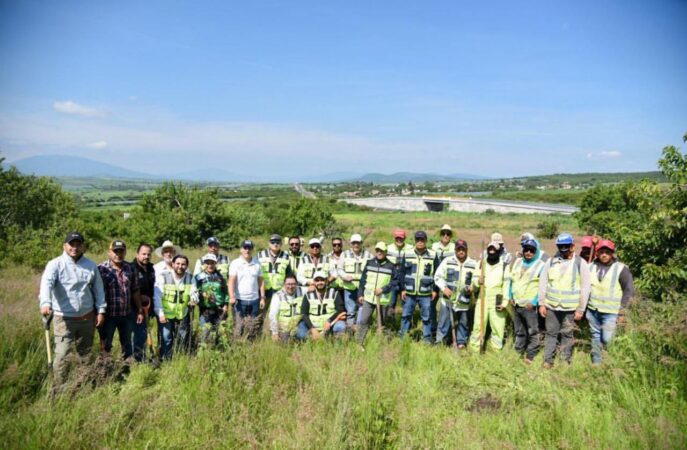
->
[39,225,634,391]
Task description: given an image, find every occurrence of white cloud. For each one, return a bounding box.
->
[600,150,622,158]
[587,152,593,159]
[86,140,108,149]
[53,101,106,118]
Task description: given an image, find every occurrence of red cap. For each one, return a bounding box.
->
[455,239,468,249]
[596,239,615,252]
[580,236,594,248]
[393,229,406,239]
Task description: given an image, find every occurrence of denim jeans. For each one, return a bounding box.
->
[343,289,359,328]
[295,320,346,340]
[234,299,260,339]
[158,315,190,360]
[400,294,432,342]
[99,314,132,358]
[435,302,469,346]
[586,309,618,364]
[130,311,148,362]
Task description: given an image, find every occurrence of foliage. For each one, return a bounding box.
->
[277,198,337,238]
[576,136,687,301]
[536,220,560,239]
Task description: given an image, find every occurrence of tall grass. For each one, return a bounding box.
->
[1,267,685,448]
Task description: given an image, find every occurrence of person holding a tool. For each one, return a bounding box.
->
[296,271,346,340]
[38,231,106,393]
[355,242,398,345]
[434,239,478,349]
[469,240,510,352]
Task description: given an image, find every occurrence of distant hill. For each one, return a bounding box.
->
[356,172,489,183]
[7,155,152,179]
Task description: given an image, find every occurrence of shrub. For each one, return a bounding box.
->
[536,220,560,239]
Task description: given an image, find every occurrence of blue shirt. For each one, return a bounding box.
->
[39,252,106,317]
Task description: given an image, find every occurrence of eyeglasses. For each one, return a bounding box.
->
[332,242,342,247]
[269,240,281,245]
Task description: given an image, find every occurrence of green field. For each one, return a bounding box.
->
[1,210,685,449]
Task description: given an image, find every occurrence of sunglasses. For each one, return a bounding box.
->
[351,241,361,245]
[289,242,300,246]
[523,247,536,254]
[332,242,342,247]
[440,231,452,236]
[269,240,281,245]
[310,244,321,249]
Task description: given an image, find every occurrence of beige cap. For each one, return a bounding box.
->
[155,240,181,258]
[491,232,504,244]
[374,241,387,252]
[440,224,452,232]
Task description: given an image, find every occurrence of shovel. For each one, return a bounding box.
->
[42,313,54,368]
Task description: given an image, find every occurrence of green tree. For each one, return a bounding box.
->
[280,199,336,238]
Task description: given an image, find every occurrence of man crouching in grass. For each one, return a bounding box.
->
[295,271,347,340]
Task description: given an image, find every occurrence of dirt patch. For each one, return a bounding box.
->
[466,393,502,413]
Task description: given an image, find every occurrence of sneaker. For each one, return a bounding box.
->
[542,362,553,369]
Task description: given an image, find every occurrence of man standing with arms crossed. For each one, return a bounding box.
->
[39,232,106,393]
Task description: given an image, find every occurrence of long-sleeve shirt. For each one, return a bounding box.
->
[191,271,228,310]
[300,290,345,329]
[538,255,591,312]
[592,260,635,308]
[98,260,140,317]
[356,258,398,299]
[153,271,189,317]
[268,288,303,335]
[39,252,106,317]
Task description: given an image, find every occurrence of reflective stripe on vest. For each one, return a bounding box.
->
[403,250,435,296]
[362,264,393,305]
[307,288,337,330]
[258,250,290,291]
[588,262,624,314]
[298,255,331,286]
[545,257,581,310]
[387,243,414,265]
[342,250,371,291]
[161,272,192,320]
[276,287,304,332]
[511,258,544,306]
[432,242,455,262]
[440,257,477,307]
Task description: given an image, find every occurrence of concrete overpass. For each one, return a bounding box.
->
[342,196,578,215]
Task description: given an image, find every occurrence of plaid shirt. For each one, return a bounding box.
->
[98,260,139,317]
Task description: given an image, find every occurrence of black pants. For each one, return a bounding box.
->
[513,304,541,360]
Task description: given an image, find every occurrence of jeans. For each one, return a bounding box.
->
[389,288,399,309]
[158,315,190,360]
[295,320,346,340]
[98,314,132,358]
[435,302,469,346]
[130,311,148,362]
[513,304,541,360]
[543,309,576,365]
[400,294,432,342]
[234,299,260,339]
[586,309,618,364]
[430,298,438,338]
[343,289,359,327]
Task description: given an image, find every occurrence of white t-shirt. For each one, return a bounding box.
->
[229,256,262,301]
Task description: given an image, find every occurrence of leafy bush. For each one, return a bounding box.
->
[536,220,560,239]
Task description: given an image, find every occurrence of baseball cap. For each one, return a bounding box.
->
[202,253,218,263]
[556,233,574,246]
[374,241,387,252]
[313,270,327,280]
[308,238,321,246]
[521,239,537,249]
[109,240,126,251]
[491,232,504,244]
[596,239,616,252]
[393,229,406,239]
[350,233,363,243]
[580,236,594,249]
[207,236,220,246]
[241,240,254,249]
[440,224,452,233]
[487,241,500,249]
[520,232,535,243]
[64,231,84,244]
[269,234,282,243]
[415,231,427,240]
[455,239,468,249]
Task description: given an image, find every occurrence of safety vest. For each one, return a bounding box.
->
[432,242,455,262]
[327,253,345,289]
[194,254,230,279]
[276,287,304,333]
[588,262,625,314]
[402,249,436,296]
[298,255,331,286]
[362,260,394,305]
[161,272,193,320]
[439,256,477,309]
[510,257,545,307]
[341,250,372,291]
[194,271,226,309]
[387,242,414,265]
[258,250,291,291]
[545,256,582,310]
[307,288,338,331]
[287,251,303,273]
[478,259,509,305]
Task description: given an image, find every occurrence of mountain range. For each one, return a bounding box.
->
[4,155,489,183]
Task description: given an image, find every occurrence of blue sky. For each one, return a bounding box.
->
[1,0,685,177]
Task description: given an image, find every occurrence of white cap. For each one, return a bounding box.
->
[313,270,328,280]
[308,237,321,246]
[350,233,363,243]
[491,232,504,244]
[202,253,217,263]
[487,240,501,249]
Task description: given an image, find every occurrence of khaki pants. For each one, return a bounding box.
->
[53,314,95,387]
